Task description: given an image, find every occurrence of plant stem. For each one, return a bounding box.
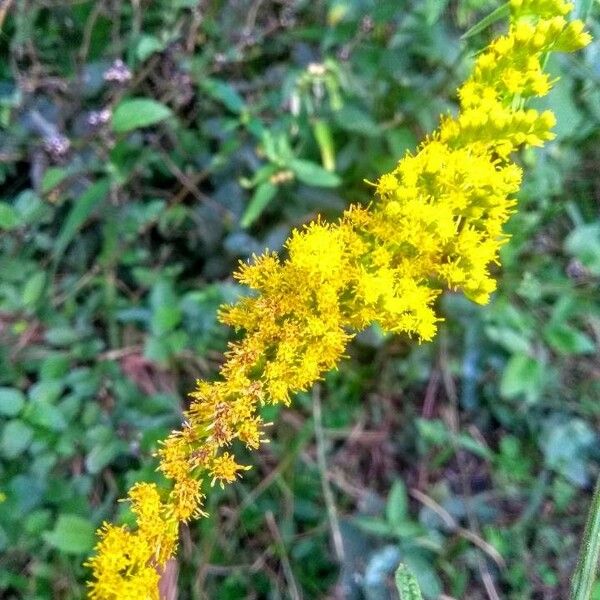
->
[570,474,600,600]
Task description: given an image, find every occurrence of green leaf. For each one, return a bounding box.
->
[565,223,600,275]
[289,159,341,188]
[457,433,493,460]
[1,420,33,458]
[27,403,67,431]
[0,202,21,230]
[387,128,417,158]
[112,98,173,132]
[403,553,442,599]
[571,477,600,600]
[354,516,394,537]
[395,563,424,600]
[424,0,449,25]
[41,166,72,194]
[135,35,165,61]
[22,271,46,307]
[541,417,595,487]
[333,105,380,136]
[151,304,182,335]
[85,441,123,474]
[53,179,111,262]
[240,182,278,228]
[386,480,409,528]
[0,387,25,416]
[500,353,544,403]
[312,119,336,172]
[43,514,96,554]
[544,324,595,355]
[577,0,594,21]
[201,78,246,113]
[461,2,510,39]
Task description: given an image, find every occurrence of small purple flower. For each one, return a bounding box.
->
[43,134,70,157]
[103,59,132,84]
[87,108,112,127]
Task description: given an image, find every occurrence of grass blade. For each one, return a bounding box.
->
[461,2,510,40]
[577,0,594,21]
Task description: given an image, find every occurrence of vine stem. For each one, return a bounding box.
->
[570,474,600,600]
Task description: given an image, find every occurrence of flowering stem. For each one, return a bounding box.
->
[570,474,600,600]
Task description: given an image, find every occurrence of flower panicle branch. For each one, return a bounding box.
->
[86,2,590,598]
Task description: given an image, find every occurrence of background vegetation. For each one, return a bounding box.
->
[0,1,599,598]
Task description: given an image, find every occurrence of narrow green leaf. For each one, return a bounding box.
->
[354,516,394,536]
[289,158,341,188]
[576,0,594,21]
[570,476,600,600]
[395,563,424,600]
[112,98,173,132]
[461,2,510,40]
[312,119,336,172]
[53,178,110,262]
[201,78,246,113]
[424,0,449,25]
[240,182,277,228]
[386,480,409,527]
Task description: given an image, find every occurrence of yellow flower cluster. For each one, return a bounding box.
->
[86,3,590,598]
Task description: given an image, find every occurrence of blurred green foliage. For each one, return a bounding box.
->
[0,0,599,598]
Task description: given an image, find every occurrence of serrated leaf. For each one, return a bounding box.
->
[112,98,173,132]
[395,563,424,600]
[240,182,277,228]
[43,514,96,554]
[290,159,341,188]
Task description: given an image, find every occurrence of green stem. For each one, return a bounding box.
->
[570,474,600,600]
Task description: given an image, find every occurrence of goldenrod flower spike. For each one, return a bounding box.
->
[86,4,590,598]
